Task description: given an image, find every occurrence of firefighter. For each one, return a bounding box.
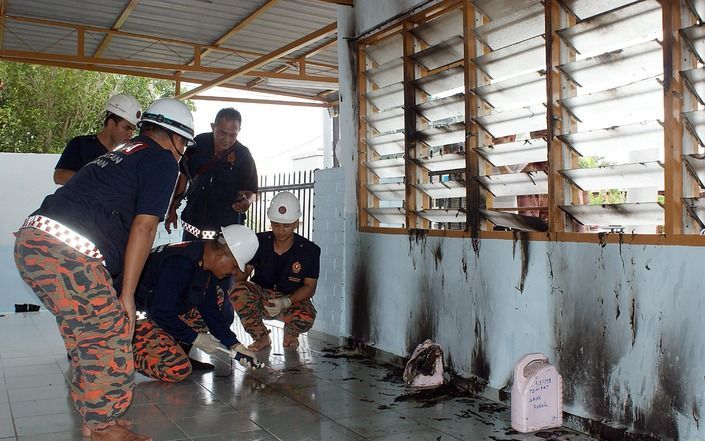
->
[165,107,258,240]
[54,94,143,185]
[14,98,194,441]
[230,192,321,351]
[129,225,262,382]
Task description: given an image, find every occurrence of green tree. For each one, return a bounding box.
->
[0,62,190,153]
[578,155,626,205]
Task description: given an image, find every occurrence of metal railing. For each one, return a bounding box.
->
[246,170,315,240]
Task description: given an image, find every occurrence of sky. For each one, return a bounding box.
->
[187,85,327,175]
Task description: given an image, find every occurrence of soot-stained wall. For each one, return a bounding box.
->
[349,233,705,440]
[332,2,705,439]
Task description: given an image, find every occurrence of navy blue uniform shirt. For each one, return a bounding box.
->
[250,232,320,295]
[35,135,178,275]
[130,241,238,347]
[55,135,109,172]
[181,132,258,229]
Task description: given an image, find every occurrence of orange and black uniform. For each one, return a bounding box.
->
[230,232,320,341]
[128,241,241,382]
[14,135,178,430]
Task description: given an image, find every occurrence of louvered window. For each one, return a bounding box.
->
[408,6,467,230]
[555,0,665,233]
[681,0,705,233]
[472,0,549,232]
[360,31,406,228]
[356,0,705,242]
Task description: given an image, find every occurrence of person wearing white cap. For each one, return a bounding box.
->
[230,191,321,351]
[54,93,143,185]
[124,224,263,381]
[14,97,194,441]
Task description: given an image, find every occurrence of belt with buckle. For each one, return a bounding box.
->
[21,215,104,261]
[181,220,217,239]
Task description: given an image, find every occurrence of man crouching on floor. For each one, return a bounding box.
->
[230,191,321,351]
[124,225,262,382]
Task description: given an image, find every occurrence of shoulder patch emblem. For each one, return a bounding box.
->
[292,261,302,274]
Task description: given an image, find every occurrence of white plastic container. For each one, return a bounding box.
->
[511,353,563,433]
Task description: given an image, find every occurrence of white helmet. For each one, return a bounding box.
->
[267,191,302,224]
[105,94,142,126]
[220,225,259,272]
[138,98,195,142]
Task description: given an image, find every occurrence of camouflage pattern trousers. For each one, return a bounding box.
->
[14,228,133,430]
[132,287,233,382]
[229,281,316,340]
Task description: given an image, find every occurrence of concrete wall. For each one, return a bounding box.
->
[0,153,59,312]
[0,153,180,313]
[311,167,346,338]
[327,1,705,439]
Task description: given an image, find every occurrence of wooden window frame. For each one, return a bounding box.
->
[356,0,705,247]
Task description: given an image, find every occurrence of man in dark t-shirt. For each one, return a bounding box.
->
[230,192,320,351]
[54,94,142,185]
[165,107,258,240]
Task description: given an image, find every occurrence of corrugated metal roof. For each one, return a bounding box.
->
[1,0,341,104]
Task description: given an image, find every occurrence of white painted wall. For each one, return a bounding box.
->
[311,167,346,337]
[0,153,60,312]
[322,1,705,439]
[0,153,180,313]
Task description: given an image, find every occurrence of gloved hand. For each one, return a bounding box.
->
[230,343,264,369]
[264,296,292,317]
[192,333,223,355]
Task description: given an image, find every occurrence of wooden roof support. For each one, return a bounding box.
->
[3,14,338,71]
[301,38,337,59]
[93,0,140,57]
[317,0,353,5]
[246,64,290,88]
[0,56,329,103]
[191,95,330,108]
[191,0,278,65]
[246,39,336,88]
[0,0,6,49]
[0,49,337,83]
[178,22,337,99]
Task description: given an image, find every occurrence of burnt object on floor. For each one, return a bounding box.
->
[403,339,444,389]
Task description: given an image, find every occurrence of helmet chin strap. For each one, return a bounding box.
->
[169,133,185,157]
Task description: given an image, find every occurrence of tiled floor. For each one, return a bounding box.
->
[0,311,599,441]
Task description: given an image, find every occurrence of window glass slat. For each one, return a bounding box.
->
[559,161,664,192]
[560,202,664,226]
[556,0,661,57]
[477,171,549,197]
[475,138,547,167]
[474,2,544,51]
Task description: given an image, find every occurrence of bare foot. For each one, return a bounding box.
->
[247,334,271,352]
[83,420,133,437]
[283,333,299,349]
[90,424,151,441]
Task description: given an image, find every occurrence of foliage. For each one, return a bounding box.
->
[578,155,626,205]
[0,62,190,153]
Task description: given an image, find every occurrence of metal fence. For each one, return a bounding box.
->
[245,170,315,240]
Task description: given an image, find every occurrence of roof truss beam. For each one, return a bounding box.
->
[192,0,278,65]
[2,14,338,71]
[93,0,139,57]
[0,49,337,83]
[0,55,330,103]
[317,0,354,5]
[178,21,337,99]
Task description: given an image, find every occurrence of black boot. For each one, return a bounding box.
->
[180,342,214,371]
